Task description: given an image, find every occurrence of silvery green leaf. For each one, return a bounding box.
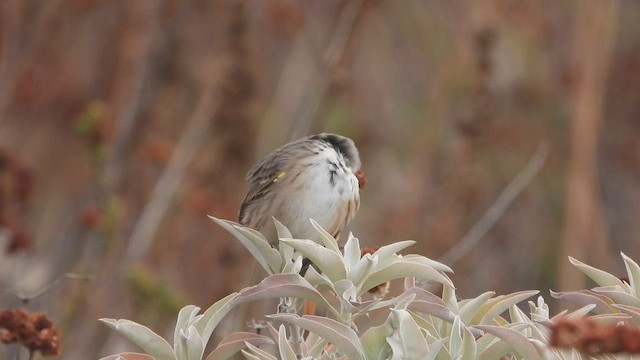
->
[303,264,334,289]
[349,253,377,290]
[281,254,303,274]
[273,218,294,265]
[408,300,457,324]
[568,256,624,287]
[563,304,596,319]
[99,353,155,360]
[508,304,530,326]
[361,258,454,296]
[280,239,346,282]
[621,252,640,298]
[424,338,447,360]
[528,296,550,321]
[194,292,237,346]
[476,324,541,360]
[99,319,177,360]
[270,314,366,360]
[449,316,463,357]
[473,290,539,325]
[592,285,640,307]
[343,233,361,270]
[174,305,201,350]
[392,293,416,312]
[360,322,392,360]
[204,332,274,360]
[333,279,359,313]
[175,326,204,360]
[209,217,281,275]
[613,304,640,324]
[233,274,337,317]
[401,287,456,323]
[273,217,292,239]
[387,309,429,359]
[525,319,549,343]
[411,313,443,342]
[461,322,477,359]
[242,343,278,360]
[459,291,495,324]
[309,219,341,254]
[401,254,453,274]
[305,331,328,359]
[277,324,297,360]
[370,241,415,263]
[549,290,613,314]
[529,339,563,360]
[241,351,261,360]
[442,285,459,314]
[588,313,632,323]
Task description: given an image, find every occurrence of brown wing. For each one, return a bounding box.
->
[238,136,320,225]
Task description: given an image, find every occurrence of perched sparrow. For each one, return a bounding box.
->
[239,133,366,244]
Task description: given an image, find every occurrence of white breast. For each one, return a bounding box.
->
[283,146,359,240]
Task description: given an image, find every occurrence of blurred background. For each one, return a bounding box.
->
[0,0,639,358]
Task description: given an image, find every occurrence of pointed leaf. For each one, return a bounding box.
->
[281,239,346,282]
[568,256,624,287]
[459,291,496,324]
[276,324,298,360]
[349,253,377,289]
[303,264,334,289]
[243,342,278,360]
[99,319,177,360]
[205,332,274,360]
[343,233,361,270]
[613,304,640,324]
[475,324,542,360]
[564,304,597,319]
[401,254,453,274]
[401,287,457,323]
[509,304,530,325]
[592,286,640,307]
[371,241,416,263]
[449,316,464,357]
[232,274,337,317]
[210,217,281,274]
[588,313,631,323]
[474,290,539,325]
[387,309,429,359]
[99,354,155,360]
[305,330,328,358]
[174,305,201,350]
[461,322,478,359]
[273,217,292,239]
[333,279,359,313]
[360,323,392,360]
[425,338,447,360]
[310,219,341,253]
[194,292,238,346]
[273,218,294,263]
[550,290,614,315]
[270,314,366,360]
[176,326,204,360]
[442,285,460,314]
[361,258,454,296]
[621,252,640,297]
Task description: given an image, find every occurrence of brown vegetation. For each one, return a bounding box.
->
[0,0,639,358]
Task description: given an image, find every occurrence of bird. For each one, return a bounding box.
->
[239,133,366,244]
